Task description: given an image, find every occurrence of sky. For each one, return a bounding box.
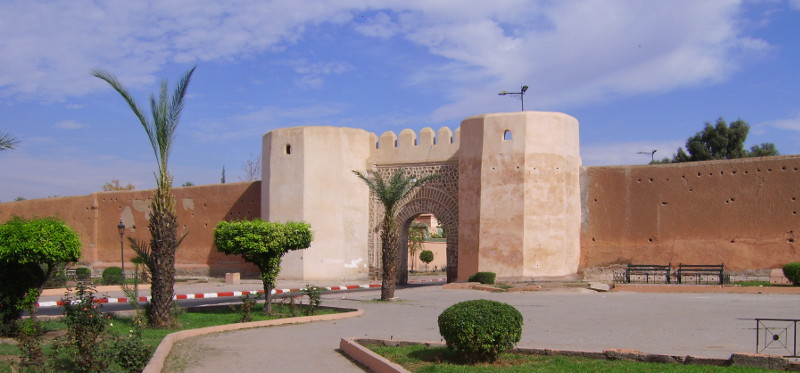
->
[1,0,800,202]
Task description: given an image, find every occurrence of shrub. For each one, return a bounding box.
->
[419,250,434,265]
[784,262,800,286]
[304,284,322,316]
[54,281,115,372]
[102,267,123,285]
[0,216,81,327]
[235,293,262,323]
[75,267,91,281]
[113,329,153,373]
[468,271,496,284]
[0,262,45,331]
[438,299,523,363]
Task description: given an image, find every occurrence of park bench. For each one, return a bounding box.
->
[677,263,725,284]
[623,264,671,284]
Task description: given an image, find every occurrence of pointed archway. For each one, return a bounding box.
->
[368,162,459,283]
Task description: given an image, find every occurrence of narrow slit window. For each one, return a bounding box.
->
[285,144,292,154]
[503,130,513,141]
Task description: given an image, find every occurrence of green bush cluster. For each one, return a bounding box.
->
[102,267,123,285]
[784,262,800,286]
[419,250,434,265]
[437,299,523,363]
[45,282,152,372]
[468,271,496,284]
[0,216,81,330]
[75,267,91,281]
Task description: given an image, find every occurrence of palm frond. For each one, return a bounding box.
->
[353,168,440,215]
[127,237,153,273]
[0,131,19,151]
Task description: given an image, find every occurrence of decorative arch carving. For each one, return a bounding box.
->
[368,162,459,283]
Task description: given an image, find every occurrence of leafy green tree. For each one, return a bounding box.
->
[0,131,18,151]
[353,168,438,300]
[671,118,778,162]
[419,250,434,271]
[214,220,313,314]
[102,179,135,191]
[0,216,81,326]
[748,142,780,157]
[93,66,196,328]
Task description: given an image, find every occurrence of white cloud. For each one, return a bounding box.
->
[189,102,349,143]
[0,0,366,99]
[53,120,89,130]
[353,12,401,39]
[790,0,800,11]
[581,140,684,166]
[0,0,767,122]
[285,59,354,89]
[755,115,800,132]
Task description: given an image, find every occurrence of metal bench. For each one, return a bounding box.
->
[624,264,671,284]
[677,263,725,284]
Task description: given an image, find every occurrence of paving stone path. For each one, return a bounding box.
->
[162,286,798,372]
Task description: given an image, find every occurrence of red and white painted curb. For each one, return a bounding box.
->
[36,277,446,308]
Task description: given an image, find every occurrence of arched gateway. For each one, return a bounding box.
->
[371,162,459,283]
[262,112,582,283]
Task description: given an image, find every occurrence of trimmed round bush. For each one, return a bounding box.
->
[102,267,123,285]
[468,271,496,284]
[75,267,91,281]
[784,262,800,286]
[438,299,523,363]
[419,250,434,264]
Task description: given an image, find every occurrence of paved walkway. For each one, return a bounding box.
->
[161,285,798,372]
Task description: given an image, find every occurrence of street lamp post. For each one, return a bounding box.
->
[117,220,125,278]
[637,150,657,163]
[498,85,529,111]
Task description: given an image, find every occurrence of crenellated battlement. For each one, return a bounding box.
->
[369,126,460,165]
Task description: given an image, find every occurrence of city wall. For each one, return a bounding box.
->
[0,182,261,276]
[581,155,800,271]
[3,115,800,280]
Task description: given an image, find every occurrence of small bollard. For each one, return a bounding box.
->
[225,272,240,285]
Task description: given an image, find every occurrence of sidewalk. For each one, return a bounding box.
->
[36,276,447,308]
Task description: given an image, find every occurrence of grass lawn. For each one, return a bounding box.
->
[0,302,339,372]
[367,344,775,373]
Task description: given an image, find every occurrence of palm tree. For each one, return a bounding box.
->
[92,66,196,328]
[0,132,19,151]
[353,168,438,300]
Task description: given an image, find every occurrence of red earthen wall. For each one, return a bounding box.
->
[0,182,261,277]
[581,156,800,271]
[3,156,799,278]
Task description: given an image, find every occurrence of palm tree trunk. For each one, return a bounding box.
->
[148,186,178,328]
[380,224,399,300]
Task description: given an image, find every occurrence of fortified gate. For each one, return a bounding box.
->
[261,111,581,282]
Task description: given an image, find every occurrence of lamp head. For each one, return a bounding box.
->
[521,85,528,93]
[498,91,509,96]
[117,220,125,235]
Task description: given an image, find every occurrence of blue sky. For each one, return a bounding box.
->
[1,0,800,202]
